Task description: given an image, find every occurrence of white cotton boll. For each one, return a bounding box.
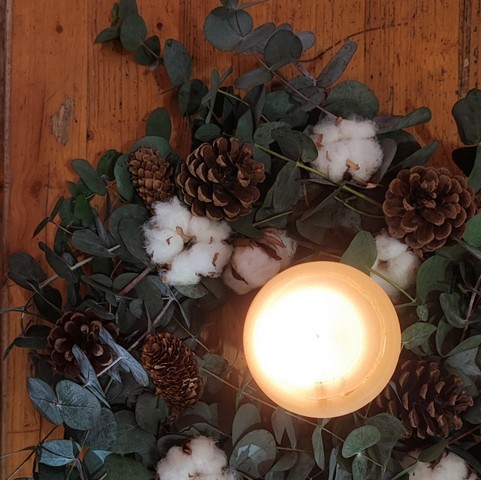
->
[401,451,478,480]
[223,246,282,295]
[163,250,201,285]
[189,436,229,475]
[339,118,377,139]
[311,148,330,179]
[189,216,232,243]
[374,231,408,261]
[312,119,341,144]
[156,445,198,480]
[384,251,420,289]
[151,197,191,232]
[277,232,298,269]
[144,228,184,265]
[187,242,233,277]
[347,138,383,183]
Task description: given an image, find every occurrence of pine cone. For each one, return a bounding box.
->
[383,166,476,255]
[375,359,474,440]
[47,310,120,378]
[129,147,175,211]
[141,332,201,416]
[177,137,265,221]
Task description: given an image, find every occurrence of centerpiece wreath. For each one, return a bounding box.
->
[5,1,481,479]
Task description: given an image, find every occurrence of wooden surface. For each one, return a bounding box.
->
[1,0,481,477]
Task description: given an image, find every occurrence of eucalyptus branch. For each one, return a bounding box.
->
[217,89,269,123]
[117,266,153,297]
[334,196,385,218]
[252,211,292,227]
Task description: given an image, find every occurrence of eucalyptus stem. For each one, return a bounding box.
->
[334,196,385,219]
[117,266,153,297]
[369,267,416,303]
[217,89,269,123]
[252,210,292,227]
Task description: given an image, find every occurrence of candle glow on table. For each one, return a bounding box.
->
[243,261,401,418]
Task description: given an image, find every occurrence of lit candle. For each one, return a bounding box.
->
[243,261,401,418]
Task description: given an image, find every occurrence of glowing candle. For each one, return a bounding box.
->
[243,261,401,418]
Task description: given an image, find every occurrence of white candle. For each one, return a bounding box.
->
[243,261,401,418]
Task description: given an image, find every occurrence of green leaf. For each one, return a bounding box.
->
[286,452,316,480]
[235,22,276,54]
[27,378,63,425]
[445,347,481,379]
[118,217,151,265]
[13,325,50,351]
[417,439,448,463]
[8,252,47,291]
[72,159,106,195]
[32,217,49,238]
[164,39,192,86]
[341,230,377,274]
[119,0,138,20]
[325,80,379,119]
[84,408,118,450]
[375,107,432,134]
[194,123,222,142]
[135,392,169,435]
[365,413,406,447]
[439,292,465,328]
[416,254,452,303]
[447,335,481,357]
[146,107,171,141]
[131,135,172,157]
[71,230,115,258]
[272,128,318,162]
[114,153,134,201]
[452,88,481,145]
[311,427,325,469]
[178,79,209,116]
[133,35,160,65]
[236,110,254,143]
[389,141,439,174]
[342,425,381,458]
[468,144,481,191]
[204,7,253,52]
[402,322,437,349]
[74,193,94,226]
[271,408,297,448]
[264,30,303,68]
[254,121,290,145]
[230,429,277,477]
[120,14,147,51]
[95,26,120,44]
[316,40,358,87]
[272,162,302,212]
[38,242,78,284]
[232,403,261,445]
[104,454,151,480]
[55,380,101,430]
[235,68,274,89]
[39,440,78,467]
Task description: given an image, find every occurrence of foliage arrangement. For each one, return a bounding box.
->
[5,0,481,479]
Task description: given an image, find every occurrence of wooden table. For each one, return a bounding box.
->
[1,0,479,477]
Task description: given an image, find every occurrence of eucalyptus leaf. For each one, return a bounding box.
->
[135,392,169,434]
[325,80,379,119]
[118,217,151,266]
[13,325,50,351]
[194,123,222,142]
[439,292,465,328]
[311,427,325,469]
[120,14,147,51]
[235,68,274,89]
[447,335,481,357]
[452,88,481,145]
[8,252,47,291]
[264,30,302,68]
[235,22,276,54]
[134,35,160,65]
[146,107,171,140]
[296,31,315,51]
[164,39,192,86]
[232,403,261,445]
[417,439,448,463]
[95,26,121,44]
[286,452,316,480]
[39,440,78,467]
[445,347,481,379]
[341,230,377,274]
[72,158,106,195]
[402,322,437,350]
[365,413,406,447]
[27,378,63,425]
[416,254,452,303]
[388,141,439,173]
[119,0,138,20]
[71,230,115,258]
[97,150,120,181]
[104,454,151,480]
[316,40,358,88]
[114,153,134,202]
[468,144,481,192]
[375,107,432,134]
[178,79,209,116]
[342,425,381,458]
[236,110,254,143]
[271,408,297,448]
[253,121,290,145]
[39,242,79,284]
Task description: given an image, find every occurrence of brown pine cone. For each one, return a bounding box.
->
[141,332,201,417]
[383,166,476,255]
[129,147,175,211]
[177,137,265,221]
[47,310,120,378]
[375,359,473,440]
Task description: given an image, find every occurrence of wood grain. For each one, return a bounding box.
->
[1,0,480,477]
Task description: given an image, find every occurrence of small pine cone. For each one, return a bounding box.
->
[177,137,265,221]
[129,147,175,211]
[383,166,476,255]
[47,311,120,378]
[141,332,201,416]
[375,359,474,440]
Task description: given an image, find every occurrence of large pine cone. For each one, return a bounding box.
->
[375,359,473,440]
[177,137,265,221]
[383,166,476,255]
[141,332,201,417]
[129,147,175,211]
[47,310,120,378]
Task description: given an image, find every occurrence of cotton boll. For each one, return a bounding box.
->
[189,216,232,243]
[144,228,184,265]
[311,149,330,179]
[402,451,478,480]
[347,138,383,183]
[374,231,408,261]
[277,232,298,269]
[163,250,201,285]
[187,242,233,277]
[339,118,377,139]
[156,445,198,480]
[151,197,191,232]
[189,436,229,475]
[325,140,352,182]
